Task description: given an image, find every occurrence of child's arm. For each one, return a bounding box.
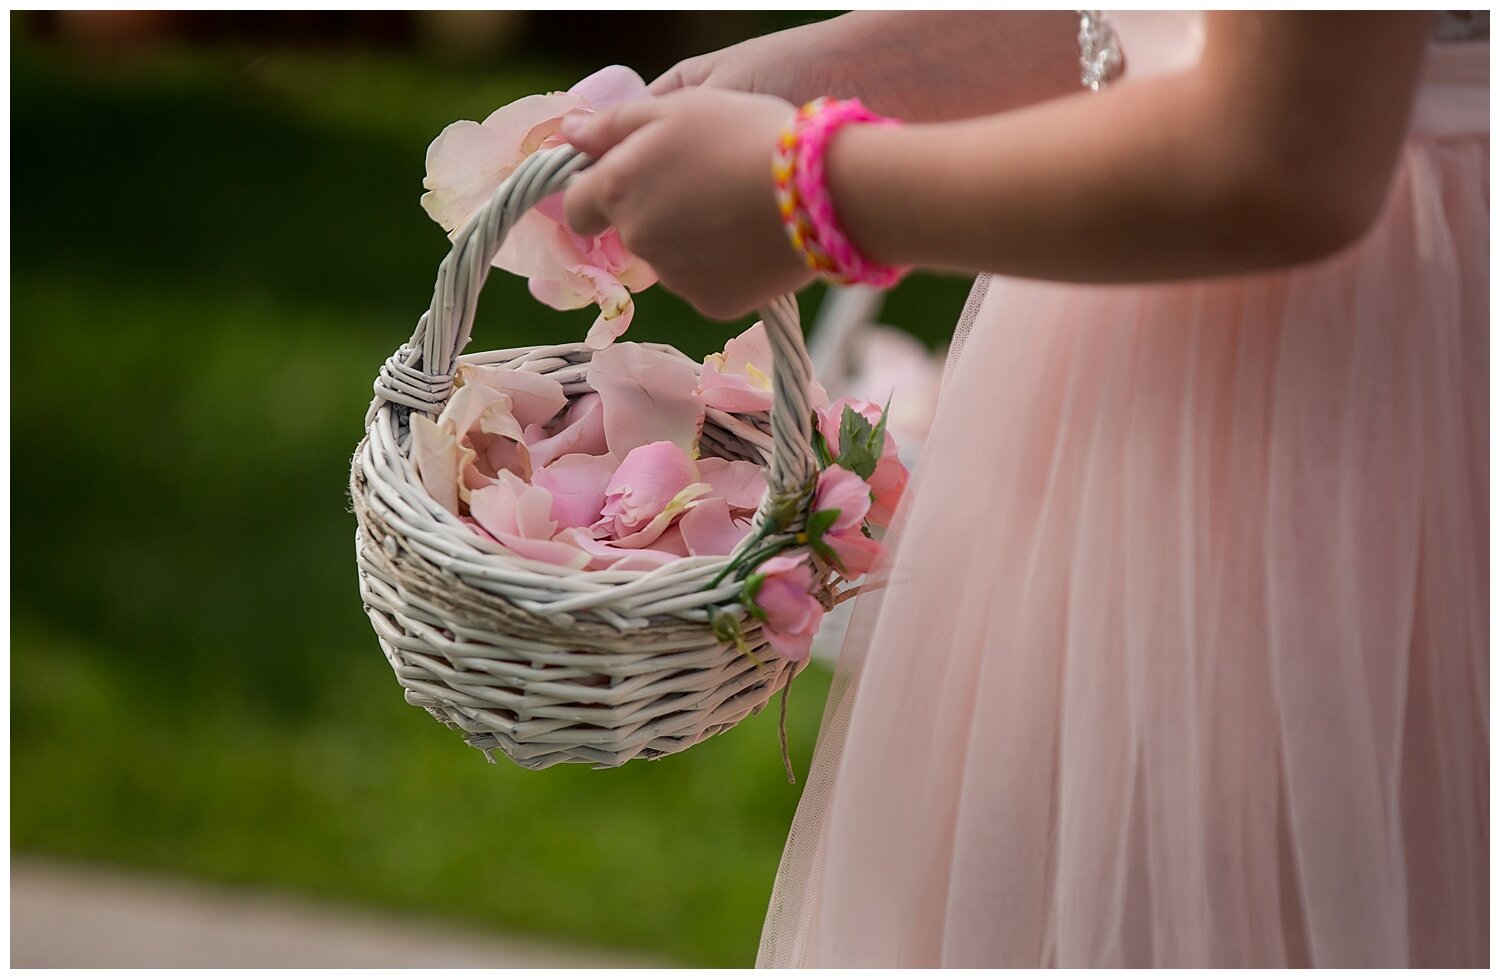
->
[649,12,1083,122]
[563,13,1432,318]
[832,11,1432,283]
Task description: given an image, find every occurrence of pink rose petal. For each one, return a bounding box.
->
[574,266,635,350]
[467,472,591,569]
[421,70,657,344]
[461,516,498,543]
[409,413,475,516]
[479,437,533,484]
[699,321,830,413]
[532,452,617,529]
[602,483,710,549]
[697,457,767,513]
[679,498,753,556]
[649,524,693,558]
[469,471,551,539]
[496,533,591,569]
[699,322,774,413]
[456,363,567,430]
[435,381,532,481]
[553,527,684,571]
[524,393,607,470]
[437,383,523,442]
[599,441,699,535]
[420,92,583,235]
[588,343,704,457]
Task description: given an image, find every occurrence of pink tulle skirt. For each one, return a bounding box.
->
[757,76,1488,969]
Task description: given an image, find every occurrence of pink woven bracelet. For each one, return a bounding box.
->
[773,97,911,288]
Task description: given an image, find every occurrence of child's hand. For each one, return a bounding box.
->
[648,12,1081,123]
[561,90,813,321]
[647,18,860,109]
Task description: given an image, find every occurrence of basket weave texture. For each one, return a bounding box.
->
[350,146,827,769]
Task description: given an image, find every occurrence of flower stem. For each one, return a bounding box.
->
[708,524,780,590]
[716,542,795,593]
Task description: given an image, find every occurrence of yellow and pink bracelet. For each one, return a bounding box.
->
[773,97,911,289]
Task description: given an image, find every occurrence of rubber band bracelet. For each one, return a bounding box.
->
[773,97,911,288]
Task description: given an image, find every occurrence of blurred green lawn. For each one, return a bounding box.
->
[11,26,970,967]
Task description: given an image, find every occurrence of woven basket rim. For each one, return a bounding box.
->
[362,338,781,589]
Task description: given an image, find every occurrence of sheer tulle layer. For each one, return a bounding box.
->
[758,134,1488,967]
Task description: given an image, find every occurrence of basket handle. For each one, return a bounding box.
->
[373,144,819,501]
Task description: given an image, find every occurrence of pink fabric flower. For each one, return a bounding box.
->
[813,465,871,533]
[866,454,909,528]
[588,342,704,457]
[748,552,824,662]
[594,441,708,546]
[812,465,881,576]
[816,396,909,528]
[420,66,657,349]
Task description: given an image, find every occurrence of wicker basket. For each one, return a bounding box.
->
[350,145,830,771]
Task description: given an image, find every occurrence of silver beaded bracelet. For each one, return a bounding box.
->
[1077,10,1123,92]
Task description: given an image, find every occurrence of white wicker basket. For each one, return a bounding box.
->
[350,145,829,771]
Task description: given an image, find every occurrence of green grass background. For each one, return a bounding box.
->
[11,20,971,966]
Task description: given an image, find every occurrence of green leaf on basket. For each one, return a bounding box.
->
[835,405,880,480]
[838,403,874,451]
[804,507,840,546]
[711,605,760,661]
[810,540,844,574]
[741,572,769,621]
[711,606,741,643]
[803,507,846,572]
[870,395,892,456]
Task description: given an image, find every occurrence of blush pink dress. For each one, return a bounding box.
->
[758,13,1488,968]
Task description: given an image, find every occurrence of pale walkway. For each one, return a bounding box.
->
[11,858,669,968]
